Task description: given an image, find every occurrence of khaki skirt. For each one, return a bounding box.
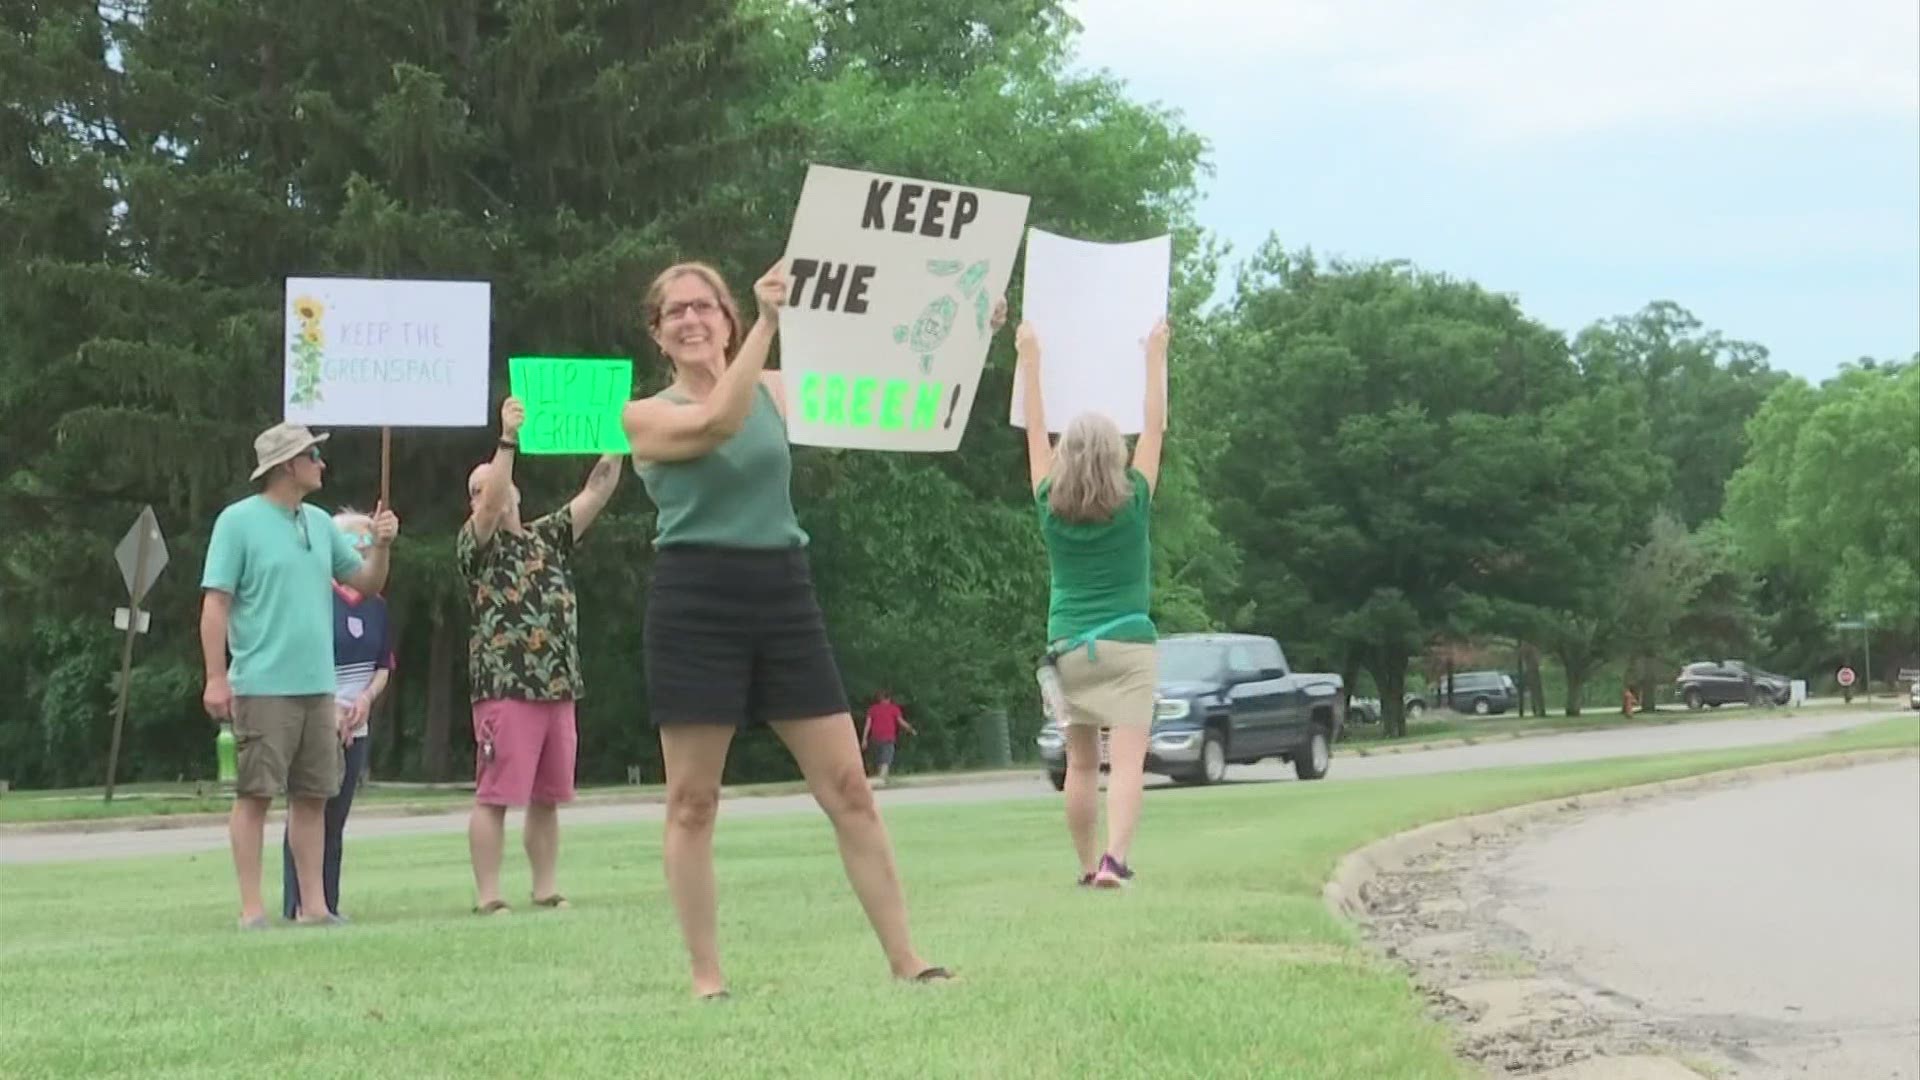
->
[1053,641,1157,727]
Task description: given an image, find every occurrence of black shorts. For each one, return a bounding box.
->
[644,546,849,727]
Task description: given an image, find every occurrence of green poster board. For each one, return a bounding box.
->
[508,357,633,454]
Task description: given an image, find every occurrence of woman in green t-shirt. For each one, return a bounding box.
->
[1016,317,1169,889]
[623,261,946,998]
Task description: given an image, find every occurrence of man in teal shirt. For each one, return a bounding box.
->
[201,422,399,928]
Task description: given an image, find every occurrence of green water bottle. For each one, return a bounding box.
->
[216,723,237,785]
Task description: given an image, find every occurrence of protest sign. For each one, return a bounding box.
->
[779,164,1030,451]
[508,357,633,454]
[284,278,491,428]
[1011,229,1170,434]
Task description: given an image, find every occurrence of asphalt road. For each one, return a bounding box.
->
[0,708,1904,866]
[1489,757,1920,1079]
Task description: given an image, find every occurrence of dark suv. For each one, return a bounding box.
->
[1432,670,1517,716]
[1676,661,1790,708]
[1035,633,1344,788]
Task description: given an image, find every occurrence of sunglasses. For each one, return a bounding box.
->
[304,446,324,463]
[293,511,310,550]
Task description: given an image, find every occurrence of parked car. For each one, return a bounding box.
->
[1675,660,1791,709]
[1431,670,1517,716]
[1347,692,1427,726]
[1035,633,1344,789]
[1908,680,1919,711]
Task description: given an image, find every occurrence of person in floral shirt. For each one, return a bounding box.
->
[457,395,620,915]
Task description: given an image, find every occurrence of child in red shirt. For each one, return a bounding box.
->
[860,691,916,785]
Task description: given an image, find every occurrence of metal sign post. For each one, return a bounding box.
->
[1834,612,1882,702]
[105,507,169,802]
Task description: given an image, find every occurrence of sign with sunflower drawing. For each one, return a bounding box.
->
[283,277,492,427]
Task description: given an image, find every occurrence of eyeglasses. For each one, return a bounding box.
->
[660,298,719,323]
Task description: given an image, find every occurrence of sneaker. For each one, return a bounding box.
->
[1092,853,1134,889]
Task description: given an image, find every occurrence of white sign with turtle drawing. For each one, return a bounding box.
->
[778,164,1030,452]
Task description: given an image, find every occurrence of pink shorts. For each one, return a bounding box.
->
[472,699,577,807]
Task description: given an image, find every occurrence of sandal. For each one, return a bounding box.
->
[698,990,732,1003]
[909,966,953,983]
[472,900,511,916]
[532,894,571,910]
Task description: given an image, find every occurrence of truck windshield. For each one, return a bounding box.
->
[1158,640,1224,683]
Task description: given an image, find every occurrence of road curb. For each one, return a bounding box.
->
[1321,746,1916,1079]
[1321,745,1917,923]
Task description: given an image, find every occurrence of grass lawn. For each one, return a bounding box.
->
[3,717,1914,1080]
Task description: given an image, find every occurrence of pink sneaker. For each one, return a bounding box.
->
[1092,853,1134,889]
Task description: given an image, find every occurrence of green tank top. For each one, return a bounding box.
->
[636,384,809,549]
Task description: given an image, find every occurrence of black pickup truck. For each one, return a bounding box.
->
[1036,633,1345,788]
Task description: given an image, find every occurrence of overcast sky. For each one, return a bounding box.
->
[1068,0,1919,380]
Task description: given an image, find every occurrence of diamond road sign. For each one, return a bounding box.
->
[114,505,168,603]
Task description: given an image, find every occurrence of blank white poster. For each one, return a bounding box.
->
[1010,229,1170,434]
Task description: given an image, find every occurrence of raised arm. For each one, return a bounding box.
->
[1131,318,1169,493]
[568,454,621,539]
[624,264,786,464]
[471,396,523,548]
[1017,322,1052,493]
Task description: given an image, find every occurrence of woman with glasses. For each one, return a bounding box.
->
[1016,317,1169,889]
[623,261,948,999]
[280,509,392,921]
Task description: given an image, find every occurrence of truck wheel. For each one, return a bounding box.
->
[1684,688,1703,710]
[1293,728,1331,781]
[1472,697,1491,716]
[1047,771,1065,792]
[1185,731,1227,786]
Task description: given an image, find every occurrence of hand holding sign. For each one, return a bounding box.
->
[1016,322,1042,369]
[370,503,400,547]
[755,263,789,326]
[501,395,525,440]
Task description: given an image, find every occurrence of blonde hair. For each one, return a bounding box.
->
[643,262,744,362]
[333,507,373,533]
[1047,413,1131,523]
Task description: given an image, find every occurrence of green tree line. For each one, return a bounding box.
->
[3,1,1912,785]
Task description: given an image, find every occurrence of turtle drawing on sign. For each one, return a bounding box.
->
[893,259,992,375]
[288,295,327,406]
